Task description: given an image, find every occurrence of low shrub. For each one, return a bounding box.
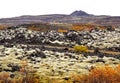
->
[73,45,88,53]
[72,65,120,83]
[0,61,40,83]
[58,29,68,33]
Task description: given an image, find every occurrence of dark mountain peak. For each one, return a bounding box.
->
[70,10,90,16]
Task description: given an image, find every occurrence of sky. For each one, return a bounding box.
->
[0,0,120,18]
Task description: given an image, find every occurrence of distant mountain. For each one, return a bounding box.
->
[70,10,91,16]
[0,10,120,26]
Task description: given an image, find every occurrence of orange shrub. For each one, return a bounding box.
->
[58,29,68,33]
[72,65,120,83]
[71,25,84,31]
[0,25,8,30]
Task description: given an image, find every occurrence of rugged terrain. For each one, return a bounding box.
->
[0,10,120,83]
[0,24,119,82]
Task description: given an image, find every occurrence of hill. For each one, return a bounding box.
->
[0,10,120,26]
[70,10,91,16]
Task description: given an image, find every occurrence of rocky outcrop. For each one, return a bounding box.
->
[0,27,120,52]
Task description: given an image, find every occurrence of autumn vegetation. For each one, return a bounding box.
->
[0,25,8,30]
[70,24,107,31]
[0,64,120,83]
[74,45,88,53]
[0,23,116,32]
[72,65,120,83]
[27,24,51,31]
[13,23,116,33]
[58,29,68,33]
[0,61,40,83]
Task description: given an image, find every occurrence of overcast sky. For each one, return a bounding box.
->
[0,0,120,18]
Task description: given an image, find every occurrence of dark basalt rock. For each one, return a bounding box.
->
[66,32,78,41]
[63,47,69,51]
[10,74,15,78]
[7,64,21,72]
[107,47,120,52]
[94,48,100,54]
[4,43,14,47]
[64,53,73,58]
[106,26,115,31]
[29,51,46,58]
[0,67,2,72]
[63,77,70,81]
[11,65,20,72]
[3,69,11,72]
[114,55,120,60]
[96,59,105,63]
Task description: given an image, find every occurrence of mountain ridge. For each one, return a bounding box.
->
[0,10,120,26]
